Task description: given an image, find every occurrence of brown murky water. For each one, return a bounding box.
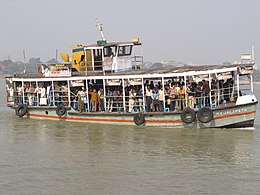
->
[1,76,260,194]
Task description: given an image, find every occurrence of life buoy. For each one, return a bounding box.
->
[181,108,196,124]
[15,104,28,117]
[197,107,213,123]
[56,105,66,116]
[134,113,145,126]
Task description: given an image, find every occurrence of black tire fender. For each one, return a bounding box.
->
[134,113,145,126]
[197,107,213,123]
[15,104,28,117]
[181,108,196,124]
[56,105,66,116]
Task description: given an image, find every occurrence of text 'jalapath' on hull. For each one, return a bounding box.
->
[5,20,258,129]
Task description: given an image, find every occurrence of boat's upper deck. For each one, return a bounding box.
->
[8,63,254,81]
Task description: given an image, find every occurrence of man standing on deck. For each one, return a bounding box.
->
[177,85,185,110]
[89,89,98,112]
[202,80,210,107]
[77,87,85,112]
[17,84,23,105]
[145,85,152,112]
[128,88,135,113]
[98,88,105,112]
[158,87,164,112]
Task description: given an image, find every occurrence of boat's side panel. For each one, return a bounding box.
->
[67,114,134,125]
[21,102,257,129]
[213,103,257,128]
[143,103,257,128]
[26,109,135,125]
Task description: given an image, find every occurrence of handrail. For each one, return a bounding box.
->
[12,83,243,112]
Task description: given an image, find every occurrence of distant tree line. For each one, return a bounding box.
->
[1,59,260,81]
[0,58,58,74]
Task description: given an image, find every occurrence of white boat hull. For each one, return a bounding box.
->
[16,102,257,129]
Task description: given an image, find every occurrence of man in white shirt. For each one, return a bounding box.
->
[158,87,164,112]
[17,84,23,104]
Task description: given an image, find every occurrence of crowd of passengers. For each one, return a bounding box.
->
[15,82,69,107]
[14,76,236,113]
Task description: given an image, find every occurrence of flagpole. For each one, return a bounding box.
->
[23,49,26,73]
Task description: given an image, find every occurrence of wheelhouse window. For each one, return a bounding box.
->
[104,46,117,57]
[118,45,132,56]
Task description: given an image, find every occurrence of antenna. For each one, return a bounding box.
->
[95,18,106,41]
[56,49,58,62]
[252,44,255,62]
[23,49,26,73]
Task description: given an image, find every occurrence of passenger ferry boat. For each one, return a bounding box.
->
[5,21,258,128]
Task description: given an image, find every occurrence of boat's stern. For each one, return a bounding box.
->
[5,76,15,108]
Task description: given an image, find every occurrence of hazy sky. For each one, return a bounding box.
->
[0,0,259,65]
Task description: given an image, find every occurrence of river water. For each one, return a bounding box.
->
[0,76,260,195]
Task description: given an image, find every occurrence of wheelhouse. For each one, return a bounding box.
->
[71,40,143,75]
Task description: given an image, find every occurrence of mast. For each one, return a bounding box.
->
[23,49,26,73]
[252,44,255,63]
[56,49,58,62]
[95,18,106,41]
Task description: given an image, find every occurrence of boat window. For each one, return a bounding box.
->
[118,45,132,56]
[93,49,103,71]
[94,49,102,61]
[104,46,117,57]
[238,74,251,94]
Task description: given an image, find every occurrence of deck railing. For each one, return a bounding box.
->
[12,81,245,114]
